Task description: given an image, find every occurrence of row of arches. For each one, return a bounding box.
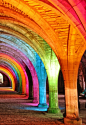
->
[0,0,86,125]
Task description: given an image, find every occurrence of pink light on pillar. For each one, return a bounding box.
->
[29,60,39,103]
[25,71,29,97]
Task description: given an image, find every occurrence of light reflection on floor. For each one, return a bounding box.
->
[12,103,65,112]
[0,90,65,112]
[11,94,65,112]
[17,106,48,111]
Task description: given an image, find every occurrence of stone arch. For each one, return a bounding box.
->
[0,66,15,90]
[0,53,28,94]
[0,71,11,87]
[0,42,39,102]
[0,1,86,124]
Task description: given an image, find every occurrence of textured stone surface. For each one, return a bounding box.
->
[0,92,85,124]
[0,0,85,123]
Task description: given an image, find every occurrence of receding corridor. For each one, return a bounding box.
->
[0,0,86,124]
[0,90,85,125]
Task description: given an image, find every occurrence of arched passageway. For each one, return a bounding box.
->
[0,72,10,87]
[0,0,85,125]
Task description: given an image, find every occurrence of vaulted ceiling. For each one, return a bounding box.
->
[0,0,86,92]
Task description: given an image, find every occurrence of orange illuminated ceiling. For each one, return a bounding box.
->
[0,0,85,122]
[0,0,85,64]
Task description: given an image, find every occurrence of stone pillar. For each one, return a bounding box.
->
[63,67,82,125]
[62,55,82,125]
[36,54,48,108]
[29,61,39,103]
[46,50,62,116]
[48,75,62,116]
[32,77,39,103]
[60,25,84,125]
[32,70,39,103]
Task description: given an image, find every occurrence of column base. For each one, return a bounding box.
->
[48,107,63,117]
[64,117,82,125]
[38,103,49,108]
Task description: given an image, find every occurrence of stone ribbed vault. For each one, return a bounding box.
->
[0,0,86,125]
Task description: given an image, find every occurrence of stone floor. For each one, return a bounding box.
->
[0,91,85,125]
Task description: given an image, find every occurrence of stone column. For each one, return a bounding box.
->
[63,64,82,125]
[62,52,82,124]
[46,50,62,116]
[48,74,62,116]
[29,61,39,103]
[36,54,48,108]
[61,25,84,125]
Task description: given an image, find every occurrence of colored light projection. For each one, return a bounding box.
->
[0,61,19,91]
[0,53,28,94]
[49,0,86,40]
[1,65,17,88]
[0,56,22,92]
[0,71,12,87]
[0,40,48,107]
[35,53,48,108]
[0,0,85,125]
[0,42,39,102]
[0,31,62,113]
[0,66,15,90]
[46,50,62,116]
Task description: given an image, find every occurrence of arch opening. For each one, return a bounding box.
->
[0,72,10,87]
[0,72,3,84]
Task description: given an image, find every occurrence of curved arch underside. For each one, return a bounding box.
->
[0,1,85,124]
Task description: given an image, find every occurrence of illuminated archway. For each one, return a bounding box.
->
[0,1,85,124]
[0,67,15,91]
[0,73,3,84]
